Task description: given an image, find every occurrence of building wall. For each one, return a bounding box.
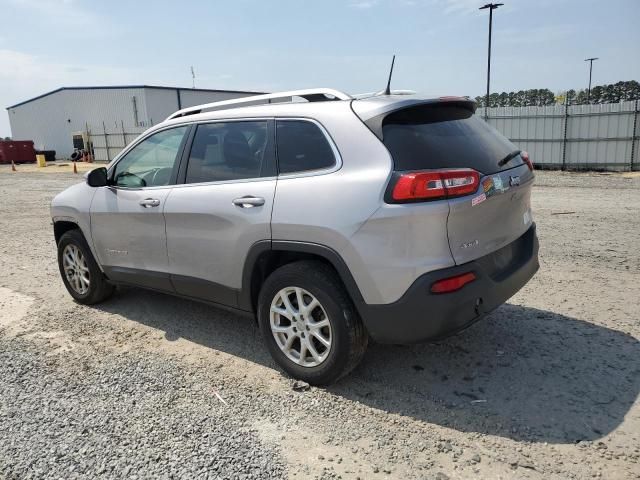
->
[143,88,179,127]
[7,88,148,158]
[7,87,258,158]
[176,89,250,110]
[142,89,252,126]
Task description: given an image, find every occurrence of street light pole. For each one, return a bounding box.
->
[584,57,598,103]
[479,3,503,119]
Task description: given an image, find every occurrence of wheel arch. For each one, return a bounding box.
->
[240,240,366,316]
[53,219,82,244]
[53,218,104,274]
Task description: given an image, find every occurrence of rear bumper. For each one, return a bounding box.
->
[359,224,539,344]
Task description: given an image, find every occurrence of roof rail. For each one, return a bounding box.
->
[352,89,417,99]
[166,88,352,121]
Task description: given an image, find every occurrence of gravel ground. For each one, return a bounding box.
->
[0,167,639,479]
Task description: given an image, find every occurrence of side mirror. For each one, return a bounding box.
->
[86,167,108,187]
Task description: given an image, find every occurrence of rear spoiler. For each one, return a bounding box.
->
[353,97,477,141]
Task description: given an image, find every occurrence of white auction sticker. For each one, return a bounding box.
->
[492,175,504,192]
[472,193,487,206]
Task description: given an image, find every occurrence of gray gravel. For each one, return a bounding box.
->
[0,336,286,480]
[0,167,639,479]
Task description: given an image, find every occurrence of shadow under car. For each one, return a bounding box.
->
[94,287,640,444]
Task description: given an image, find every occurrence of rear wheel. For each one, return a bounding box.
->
[257,261,368,385]
[57,229,114,304]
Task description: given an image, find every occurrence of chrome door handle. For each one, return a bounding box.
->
[139,198,161,208]
[232,196,265,208]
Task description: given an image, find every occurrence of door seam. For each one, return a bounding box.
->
[163,187,177,291]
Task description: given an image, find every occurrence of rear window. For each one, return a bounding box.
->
[381,104,518,174]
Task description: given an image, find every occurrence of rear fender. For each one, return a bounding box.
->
[240,240,366,316]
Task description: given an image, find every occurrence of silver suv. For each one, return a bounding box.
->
[52,88,539,385]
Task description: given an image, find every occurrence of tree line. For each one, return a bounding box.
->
[475,80,640,107]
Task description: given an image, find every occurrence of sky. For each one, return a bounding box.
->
[1,0,639,137]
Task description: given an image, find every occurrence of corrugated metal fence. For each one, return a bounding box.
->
[478,100,640,171]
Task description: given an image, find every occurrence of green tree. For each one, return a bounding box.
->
[476,81,639,108]
[591,85,604,103]
[574,89,587,104]
[541,89,555,105]
[621,80,640,100]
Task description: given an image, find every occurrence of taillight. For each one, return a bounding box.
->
[391,169,480,203]
[431,272,476,294]
[521,151,533,171]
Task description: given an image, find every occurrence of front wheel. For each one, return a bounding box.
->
[257,261,368,385]
[57,229,114,304]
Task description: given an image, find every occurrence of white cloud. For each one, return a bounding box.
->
[6,0,112,33]
[0,49,135,87]
[0,49,139,136]
[441,0,484,15]
[496,23,577,45]
[421,0,506,15]
[349,1,379,9]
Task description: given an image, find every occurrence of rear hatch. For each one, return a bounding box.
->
[362,99,534,265]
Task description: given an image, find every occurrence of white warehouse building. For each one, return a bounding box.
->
[6,85,263,160]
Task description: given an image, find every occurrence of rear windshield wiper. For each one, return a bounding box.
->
[498,150,521,167]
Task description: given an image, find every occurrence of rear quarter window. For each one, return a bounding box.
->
[276,120,336,174]
[382,104,518,174]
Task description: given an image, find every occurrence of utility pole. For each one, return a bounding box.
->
[584,57,598,103]
[479,3,503,119]
[191,66,196,89]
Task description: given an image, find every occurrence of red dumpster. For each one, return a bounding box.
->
[0,141,37,164]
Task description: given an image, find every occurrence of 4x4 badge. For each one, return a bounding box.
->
[509,175,521,187]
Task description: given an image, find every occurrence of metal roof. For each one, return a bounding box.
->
[6,85,265,110]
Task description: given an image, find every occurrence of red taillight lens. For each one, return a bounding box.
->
[391,169,480,202]
[521,151,533,171]
[430,272,476,294]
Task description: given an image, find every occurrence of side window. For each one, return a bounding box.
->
[185,121,272,184]
[113,126,188,188]
[276,120,336,174]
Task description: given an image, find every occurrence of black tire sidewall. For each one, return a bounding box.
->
[258,265,356,385]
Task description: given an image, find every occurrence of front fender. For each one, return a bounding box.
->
[51,181,99,261]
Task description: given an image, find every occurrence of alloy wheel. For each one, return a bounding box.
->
[269,287,332,367]
[62,244,90,295]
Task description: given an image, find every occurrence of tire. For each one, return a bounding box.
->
[57,229,114,304]
[257,260,368,385]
